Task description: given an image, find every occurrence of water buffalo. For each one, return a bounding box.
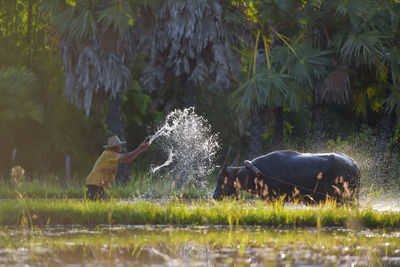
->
[213,149,361,203]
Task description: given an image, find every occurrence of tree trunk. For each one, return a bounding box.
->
[273,106,284,150]
[247,110,264,159]
[106,93,130,184]
[182,74,196,108]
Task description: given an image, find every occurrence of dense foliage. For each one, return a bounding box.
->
[1,0,400,185]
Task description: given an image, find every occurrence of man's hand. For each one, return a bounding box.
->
[119,139,150,163]
[138,140,150,152]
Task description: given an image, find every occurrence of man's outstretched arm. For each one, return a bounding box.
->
[119,140,150,163]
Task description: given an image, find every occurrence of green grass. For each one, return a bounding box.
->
[0,182,84,199]
[1,199,400,228]
[0,173,214,199]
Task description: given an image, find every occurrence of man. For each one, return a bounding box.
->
[85,135,150,200]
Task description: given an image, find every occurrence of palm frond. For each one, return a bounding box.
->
[328,0,376,31]
[292,46,332,88]
[68,9,97,39]
[272,44,332,88]
[273,0,298,13]
[268,26,297,57]
[383,47,400,86]
[51,7,75,36]
[297,4,321,32]
[315,64,350,104]
[0,67,42,124]
[97,0,133,34]
[63,41,132,115]
[285,81,312,112]
[41,0,137,115]
[232,68,290,113]
[140,0,233,92]
[352,87,368,118]
[333,30,383,66]
[46,0,99,40]
[39,0,67,14]
[384,83,400,117]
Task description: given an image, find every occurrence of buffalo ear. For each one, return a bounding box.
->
[231,152,240,167]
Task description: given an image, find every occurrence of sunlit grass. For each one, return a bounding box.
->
[0,182,84,199]
[0,173,214,199]
[1,199,399,228]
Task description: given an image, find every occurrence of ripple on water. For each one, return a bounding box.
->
[1,225,400,266]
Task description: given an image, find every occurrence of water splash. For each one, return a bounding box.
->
[368,198,400,212]
[307,136,400,211]
[359,187,400,212]
[150,148,175,173]
[148,107,219,188]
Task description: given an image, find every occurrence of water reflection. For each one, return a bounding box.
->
[1,225,400,266]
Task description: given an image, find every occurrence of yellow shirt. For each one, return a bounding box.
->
[85,150,121,187]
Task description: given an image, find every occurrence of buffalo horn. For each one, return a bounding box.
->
[231,152,240,167]
[219,147,232,174]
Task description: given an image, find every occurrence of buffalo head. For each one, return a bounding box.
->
[213,148,241,200]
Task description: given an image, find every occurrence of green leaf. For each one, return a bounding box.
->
[0,67,43,125]
[333,30,383,66]
[383,47,400,86]
[384,83,400,117]
[232,68,291,113]
[272,44,332,88]
[97,0,133,33]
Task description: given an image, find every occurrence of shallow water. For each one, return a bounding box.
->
[1,225,400,266]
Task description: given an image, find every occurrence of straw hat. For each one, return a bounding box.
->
[103,135,126,148]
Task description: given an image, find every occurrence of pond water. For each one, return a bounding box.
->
[1,225,400,266]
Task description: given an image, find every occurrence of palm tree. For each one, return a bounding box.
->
[232,0,331,152]
[233,46,329,150]
[323,1,398,144]
[310,0,400,181]
[320,0,384,112]
[0,67,41,123]
[139,0,234,108]
[0,66,42,177]
[40,0,141,182]
[40,0,237,181]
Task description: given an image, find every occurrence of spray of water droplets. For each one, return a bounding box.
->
[307,138,400,211]
[148,107,220,188]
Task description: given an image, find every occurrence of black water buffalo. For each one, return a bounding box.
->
[213,149,361,203]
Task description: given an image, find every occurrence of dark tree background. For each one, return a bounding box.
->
[1,0,400,185]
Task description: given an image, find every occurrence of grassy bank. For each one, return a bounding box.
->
[0,174,213,199]
[1,199,400,228]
